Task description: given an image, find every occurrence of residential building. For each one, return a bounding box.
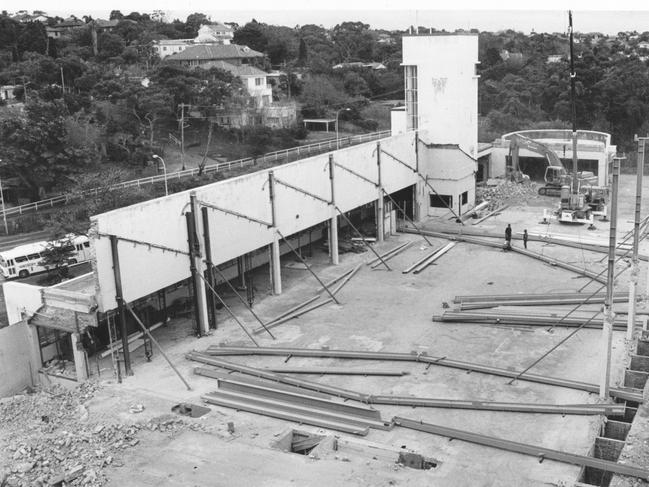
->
[547,54,564,63]
[1,85,16,101]
[45,18,85,38]
[164,44,263,67]
[153,23,234,59]
[199,60,272,107]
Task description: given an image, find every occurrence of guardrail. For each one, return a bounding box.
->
[4,130,391,218]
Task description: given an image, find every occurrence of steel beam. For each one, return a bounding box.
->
[394,416,649,481]
[453,292,628,304]
[214,375,382,420]
[263,367,409,376]
[188,352,371,402]
[203,346,643,402]
[198,200,272,228]
[202,393,369,435]
[401,228,607,283]
[402,246,442,274]
[371,397,624,415]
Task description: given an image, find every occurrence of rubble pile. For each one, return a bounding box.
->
[0,383,197,487]
[477,180,541,211]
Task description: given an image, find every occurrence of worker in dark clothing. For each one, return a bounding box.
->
[523,229,528,249]
[505,224,512,250]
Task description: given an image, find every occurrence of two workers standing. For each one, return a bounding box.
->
[505,224,528,250]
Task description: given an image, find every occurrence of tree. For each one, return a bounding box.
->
[297,38,307,66]
[109,10,124,21]
[39,236,76,282]
[17,21,47,57]
[185,12,209,37]
[0,99,97,199]
[332,22,375,62]
[299,74,350,118]
[98,32,125,59]
[232,20,267,53]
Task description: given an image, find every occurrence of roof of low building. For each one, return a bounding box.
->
[198,60,268,77]
[166,44,264,61]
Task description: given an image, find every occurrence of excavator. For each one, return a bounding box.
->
[508,133,598,196]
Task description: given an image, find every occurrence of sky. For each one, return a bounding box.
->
[9,0,649,34]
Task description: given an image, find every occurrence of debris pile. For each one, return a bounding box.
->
[477,180,541,211]
[0,382,197,487]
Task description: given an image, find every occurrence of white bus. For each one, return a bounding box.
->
[0,235,91,279]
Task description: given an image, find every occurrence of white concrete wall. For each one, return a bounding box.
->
[3,282,44,326]
[418,143,477,217]
[92,131,419,311]
[0,322,40,397]
[391,108,407,135]
[402,35,479,158]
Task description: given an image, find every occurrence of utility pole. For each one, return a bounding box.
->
[60,66,65,93]
[179,104,187,171]
[600,156,621,398]
[628,136,646,341]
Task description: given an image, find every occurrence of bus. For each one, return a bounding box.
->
[0,235,91,279]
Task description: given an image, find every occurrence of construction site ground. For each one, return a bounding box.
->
[1,175,648,487]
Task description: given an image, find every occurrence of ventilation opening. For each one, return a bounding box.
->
[397,452,437,470]
[274,429,325,456]
[171,403,210,418]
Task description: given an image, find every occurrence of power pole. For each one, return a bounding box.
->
[600,156,622,399]
[628,136,646,341]
[179,104,187,171]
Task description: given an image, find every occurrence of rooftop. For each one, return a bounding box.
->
[165,44,264,62]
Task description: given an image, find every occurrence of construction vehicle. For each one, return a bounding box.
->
[508,134,598,196]
[553,11,606,226]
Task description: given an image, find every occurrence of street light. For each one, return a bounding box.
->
[336,108,351,150]
[152,155,168,197]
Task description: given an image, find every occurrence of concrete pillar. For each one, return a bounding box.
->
[26,324,42,385]
[71,332,88,382]
[329,214,339,265]
[270,237,282,294]
[189,193,210,336]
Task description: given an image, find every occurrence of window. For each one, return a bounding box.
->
[27,253,41,260]
[461,191,468,205]
[404,65,418,130]
[15,256,28,263]
[255,77,264,86]
[163,46,167,51]
[430,194,452,208]
[84,242,90,248]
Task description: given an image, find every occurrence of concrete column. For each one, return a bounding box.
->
[628,137,645,341]
[270,237,282,294]
[189,193,210,336]
[26,324,41,386]
[71,333,88,382]
[328,154,339,265]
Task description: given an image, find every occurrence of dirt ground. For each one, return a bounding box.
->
[1,175,648,487]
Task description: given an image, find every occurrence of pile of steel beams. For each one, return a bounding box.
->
[433,309,643,330]
[451,291,631,310]
[200,346,643,402]
[400,228,608,283]
[200,370,392,435]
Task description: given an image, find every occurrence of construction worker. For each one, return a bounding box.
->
[505,224,512,250]
[523,229,528,249]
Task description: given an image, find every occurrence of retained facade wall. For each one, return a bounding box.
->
[0,322,40,397]
[402,35,479,158]
[92,132,419,311]
[3,282,44,326]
